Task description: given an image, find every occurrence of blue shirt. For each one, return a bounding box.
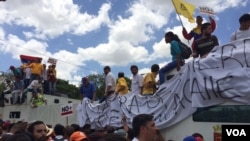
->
[80,82,96,99]
[170,40,181,61]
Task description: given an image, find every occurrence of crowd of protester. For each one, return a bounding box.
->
[0,13,249,141]
[0,114,205,141]
[0,57,56,107]
[0,118,129,141]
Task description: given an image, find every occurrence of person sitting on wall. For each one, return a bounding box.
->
[21,77,43,104]
[0,79,13,106]
[30,91,47,108]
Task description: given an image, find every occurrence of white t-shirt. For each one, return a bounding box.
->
[24,67,31,79]
[42,70,48,80]
[28,80,42,89]
[105,72,116,92]
[132,137,139,141]
[230,28,250,42]
[4,82,13,92]
[131,74,143,94]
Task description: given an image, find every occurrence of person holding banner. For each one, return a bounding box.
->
[182,16,216,50]
[80,77,96,103]
[142,64,159,94]
[230,13,250,41]
[115,72,129,95]
[99,66,116,103]
[130,65,143,95]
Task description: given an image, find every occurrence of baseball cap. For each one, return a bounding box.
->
[81,77,88,83]
[183,136,196,141]
[70,131,87,141]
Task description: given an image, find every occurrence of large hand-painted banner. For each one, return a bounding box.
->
[78,38,250,129]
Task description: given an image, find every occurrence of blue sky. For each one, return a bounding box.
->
[0,0,249,85]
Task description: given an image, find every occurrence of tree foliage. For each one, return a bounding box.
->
[87,74,105,99]
[56,79,79,99]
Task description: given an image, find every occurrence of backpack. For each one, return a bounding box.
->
[178,42,192,59]
[13,67,24,79]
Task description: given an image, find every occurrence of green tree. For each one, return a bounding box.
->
[124,76,132,90]
[56,79,79,99]
[87,74,105,99]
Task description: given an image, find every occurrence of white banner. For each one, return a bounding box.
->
[47,57,57,65]
[199,6,215,15]
[78,38,250,129]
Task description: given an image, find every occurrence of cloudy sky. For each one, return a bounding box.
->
[0,0,249,85]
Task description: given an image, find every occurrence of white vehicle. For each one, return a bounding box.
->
[161,101,250,141]
[0,93,80,126]
[160,38,250,141]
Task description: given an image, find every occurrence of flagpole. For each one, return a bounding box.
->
[171,0,189,43]
[171,0,184,27]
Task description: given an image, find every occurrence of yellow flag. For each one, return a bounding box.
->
[172,0,195,23]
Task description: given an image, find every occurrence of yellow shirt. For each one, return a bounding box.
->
[142,72,157,95]
[192,26,201,35]
[29,63,43,75]
[52,69,56,78]
[115,77,129,95]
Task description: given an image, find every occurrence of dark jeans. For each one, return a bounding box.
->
[99,91,115,103]
[43,80,49,94]
[159,60,184,85]
[49,81,56,95]
[30,74,40,82]
[24,79,30,88]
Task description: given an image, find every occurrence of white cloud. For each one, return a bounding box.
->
[0,34,48,59]
[1,1,111,39]
[0,27,5,40]
[77,41,149,66]
[109,1,166,45]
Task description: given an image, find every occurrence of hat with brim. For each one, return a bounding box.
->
[46,125,54,136]
[70,131,87,141]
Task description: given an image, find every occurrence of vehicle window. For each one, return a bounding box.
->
[193,105,250,123]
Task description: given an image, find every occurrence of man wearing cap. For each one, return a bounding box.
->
[70,131,88,141]
[80,77,96,103]
[9,65,24,79]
